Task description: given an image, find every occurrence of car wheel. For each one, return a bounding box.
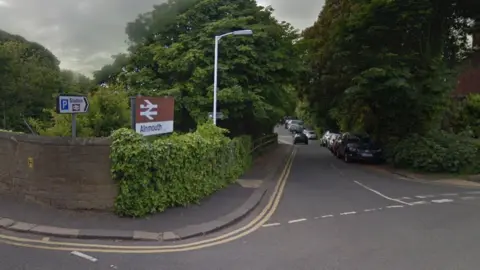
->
[344,153,350,163]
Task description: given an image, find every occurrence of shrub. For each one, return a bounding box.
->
[110,123,254,217]
[392,131,480,174]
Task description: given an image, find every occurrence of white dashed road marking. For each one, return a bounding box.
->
[415,195,434,199]
[399,197,411,200]
[410,201,428,205]
[288,218,307,224]
[71,251,98,262]
[262,223,281,227]
[353,180,412,205]
[261,190,480,229]
[386,205,404,208]
[431,199,454,203]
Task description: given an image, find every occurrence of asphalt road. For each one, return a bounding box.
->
[2,127,480,269]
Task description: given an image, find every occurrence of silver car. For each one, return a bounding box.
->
[303,129,317,140]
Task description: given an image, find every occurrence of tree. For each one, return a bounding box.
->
[299,0,480,143]
[97,0,302,138]
[0,40,62,131]
[60,69,95,94]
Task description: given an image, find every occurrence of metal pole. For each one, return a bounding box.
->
[72,113,76,138]
[130,97,136,130]
[2,101,6,129]
[213,36,219,125]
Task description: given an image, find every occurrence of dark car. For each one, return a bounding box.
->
[293,130,309,145]
[334,133,383,163]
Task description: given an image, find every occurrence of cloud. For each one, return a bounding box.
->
[0,0,324,76]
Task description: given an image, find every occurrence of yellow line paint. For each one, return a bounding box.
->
[0,149,297,253]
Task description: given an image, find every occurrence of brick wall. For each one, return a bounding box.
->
[0,131,116,210]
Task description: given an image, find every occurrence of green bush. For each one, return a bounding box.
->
[392,131,480,174]
[110,123,253,217]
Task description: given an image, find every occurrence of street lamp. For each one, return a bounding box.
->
[212,29,253,125]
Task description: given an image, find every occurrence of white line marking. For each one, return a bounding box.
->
[353,180,412,205]
[41,237,49,241]
[399,197,411,200]
[340,211,356,215]
[288,218,307,224]
[431,199,453,203]
[364,208,377,212]
[441,193,458,196]
[386,205,404,208]
[410,201,428,205]
[71,251,98,262]
[377,207,383,210]
[262,223,281,227]
[461,196,475,200]
[416,195,434,198]
[466,191,480,195]
[110,265,118,269]
[321,215,333,218]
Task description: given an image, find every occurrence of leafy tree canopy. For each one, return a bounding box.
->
[95,0,302,137]
[298,0,480,142]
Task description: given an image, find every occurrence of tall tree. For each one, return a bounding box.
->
[0,40,62,131]
[299,0,480,142]
[107,0,301,137]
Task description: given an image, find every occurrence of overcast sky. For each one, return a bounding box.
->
[0,0,324,76]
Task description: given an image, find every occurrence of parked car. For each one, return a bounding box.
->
[327,133,341,151]
[293,130,309,145]
[303,128,317,140]
[334,133,383,163]
[320,131,331,146]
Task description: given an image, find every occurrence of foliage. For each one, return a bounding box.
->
[94,0,302,137]
[392,132,480,174]
[296,0,480,173]
[110,123,255,217]
[0,29,94,132]
[445,94,480,138]
[29,85,130,137]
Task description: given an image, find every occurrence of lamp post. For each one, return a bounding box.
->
[212,29,253,125]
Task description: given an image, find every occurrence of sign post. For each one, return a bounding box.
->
[131,96,174,136]
[56,94,89,138]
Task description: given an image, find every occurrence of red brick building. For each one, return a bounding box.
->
[455,24,480,97]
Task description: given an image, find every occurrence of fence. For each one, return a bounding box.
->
[251,133,279,155]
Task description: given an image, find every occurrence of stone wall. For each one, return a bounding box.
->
[0,131,116,210]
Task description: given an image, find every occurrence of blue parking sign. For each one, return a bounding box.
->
[61,99,69,111]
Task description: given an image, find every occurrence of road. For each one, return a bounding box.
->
[2,128,480,269]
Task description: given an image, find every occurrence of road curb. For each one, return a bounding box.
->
[0,144,293,242]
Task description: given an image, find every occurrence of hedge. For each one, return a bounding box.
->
[110,123,258,217]
[391,131,480,174]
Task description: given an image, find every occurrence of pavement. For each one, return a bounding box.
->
[0,142,292,241]
[2,127,480,269]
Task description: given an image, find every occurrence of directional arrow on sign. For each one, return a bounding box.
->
[83,97,89,112]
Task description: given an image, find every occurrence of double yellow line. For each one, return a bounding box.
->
[0,148,297,254]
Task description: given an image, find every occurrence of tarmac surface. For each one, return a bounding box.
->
[1,128,480,269]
